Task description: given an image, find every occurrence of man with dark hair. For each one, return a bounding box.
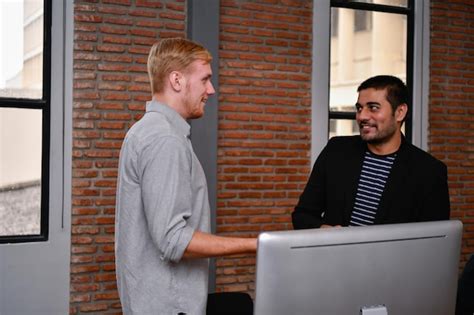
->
[292,75,450,229]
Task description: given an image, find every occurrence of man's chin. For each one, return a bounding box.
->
[189,111,204,120]
[360,133,379,143]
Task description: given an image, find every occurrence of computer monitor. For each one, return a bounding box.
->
[254,220,463,315]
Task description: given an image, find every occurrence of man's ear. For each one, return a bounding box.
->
[169,71,183,92]
[395,103,408,123]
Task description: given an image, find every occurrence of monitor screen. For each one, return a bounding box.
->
[254,220,462,315]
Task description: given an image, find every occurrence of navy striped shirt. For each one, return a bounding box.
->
[350,151,396,226]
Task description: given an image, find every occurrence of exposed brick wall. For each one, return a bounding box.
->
[216,0,313,295]
[71,1,186,313]
[430,0,474,268]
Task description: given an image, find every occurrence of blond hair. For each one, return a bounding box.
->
[147,38,212,94]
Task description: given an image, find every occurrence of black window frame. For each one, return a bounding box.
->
[329,0,414,142]
[0,0,52,244]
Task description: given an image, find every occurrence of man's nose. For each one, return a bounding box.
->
[207,81,216,95]
[357,107,370,121]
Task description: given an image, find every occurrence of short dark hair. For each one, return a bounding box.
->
[357,75,408,112]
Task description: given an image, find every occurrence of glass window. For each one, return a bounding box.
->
[329,1,410,139]
[339,0,408,7]
[0,0,44,99]
[0,108,42,236]
[354,10,372,32]
[0,0,49,242]
[329,118,359,138]
[331,9,339,37]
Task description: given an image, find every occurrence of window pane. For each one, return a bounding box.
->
[0,107,42,236]
[331,9,339,37]
[0,0,44,99]
[341,0,408,7]
[354,10,372,32]
[330,119,360,138]
[330,8,407,113]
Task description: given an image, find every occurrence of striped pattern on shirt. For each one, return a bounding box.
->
[350,151,396,226]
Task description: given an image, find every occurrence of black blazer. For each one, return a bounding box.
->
[292,136,450,229]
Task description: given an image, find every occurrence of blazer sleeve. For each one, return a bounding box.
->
[419,160,450,221]
[292,144,329,229]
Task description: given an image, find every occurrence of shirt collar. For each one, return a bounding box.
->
[146,100,190,137]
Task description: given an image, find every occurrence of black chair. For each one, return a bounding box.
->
[456,254,474,315]
[206,292,253,315]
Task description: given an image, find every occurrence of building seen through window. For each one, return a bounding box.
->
[0,0,45,238]
[329,0,409,138]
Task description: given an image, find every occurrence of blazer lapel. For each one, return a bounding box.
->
[342,139,366,225]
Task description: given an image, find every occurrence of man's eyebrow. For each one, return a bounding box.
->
[356,101,381,106]
[367,101,381,106]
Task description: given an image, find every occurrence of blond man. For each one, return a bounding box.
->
[115,38,257,315]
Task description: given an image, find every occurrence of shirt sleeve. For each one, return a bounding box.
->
[139,135,195,263]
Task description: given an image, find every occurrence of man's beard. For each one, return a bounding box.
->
[359,121,398,145]
[182,91,204,120]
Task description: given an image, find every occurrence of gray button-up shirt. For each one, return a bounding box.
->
[115,100,210,314]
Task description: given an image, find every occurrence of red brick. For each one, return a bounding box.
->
[93,292,120,301]
[75,14,103,23]
[159,12,185,20]
[129,9,157,17]
[70,294,91,303]
[79,303,108,312]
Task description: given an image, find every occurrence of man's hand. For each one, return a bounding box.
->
[320,224,342,228]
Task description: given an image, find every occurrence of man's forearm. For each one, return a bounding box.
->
[183,231,257,259]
